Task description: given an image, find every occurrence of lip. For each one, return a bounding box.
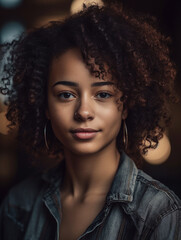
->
[71,128,99,133]
[70,128,100,140]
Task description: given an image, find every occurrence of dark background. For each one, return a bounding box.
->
[0,0,181,203]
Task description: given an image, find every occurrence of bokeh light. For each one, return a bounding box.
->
[71,0,103,14]
[0,0,22,8]
[0,21,25,44]
[143,134,171,165]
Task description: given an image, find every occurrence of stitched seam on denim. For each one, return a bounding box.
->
[95,207,111,239]
[125,161,133,196]
[79,205,112,240]
[53,193,60,210]
[128,208,145,223]
[43,185,60,205]
[174,209,181,239]
[150,204,179,227]
[120,202,145,223]
[141,206,180,238]
[8,204,28,211]
[116,216,126,240]
[136,174,178,202]
[77,222,103,240]
[95,220,105,239]
[6,213,24,231]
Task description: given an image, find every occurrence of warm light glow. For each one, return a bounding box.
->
[70,0,103,14]
[0,111,9,135]
[143,133,171,165]
[34,15,66,28]
[0,152,17,183]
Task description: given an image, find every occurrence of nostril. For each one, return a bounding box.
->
[74,110,94,121]
[74,111,82,121]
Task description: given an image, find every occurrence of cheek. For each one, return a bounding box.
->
[99,103,122,133]
[50,110,66,126]
[47,103,72,135]
[109,112,122,134]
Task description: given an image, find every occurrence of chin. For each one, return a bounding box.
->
[66,144,104,156]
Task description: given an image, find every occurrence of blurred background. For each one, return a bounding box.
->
[0,0,181,203]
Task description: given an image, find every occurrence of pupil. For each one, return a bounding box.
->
[64,93,70,98]
[101,93,107,97]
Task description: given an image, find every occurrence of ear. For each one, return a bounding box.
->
[122,108,128,120]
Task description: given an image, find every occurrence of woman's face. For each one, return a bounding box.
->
[46,48,127,155]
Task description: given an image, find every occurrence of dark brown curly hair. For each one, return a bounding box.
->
[0,4,177,166]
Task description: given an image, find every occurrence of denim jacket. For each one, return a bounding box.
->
[0,152,181,240]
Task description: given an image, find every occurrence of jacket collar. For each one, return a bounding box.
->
[106,151,138,204]
[42,151,138,203]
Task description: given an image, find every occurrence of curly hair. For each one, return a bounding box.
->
[0,4,177,166]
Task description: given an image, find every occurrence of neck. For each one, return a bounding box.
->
[61,143,121,200]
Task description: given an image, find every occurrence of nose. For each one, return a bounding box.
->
[74,95,95,121]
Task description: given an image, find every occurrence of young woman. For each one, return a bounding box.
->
[0,3,181,240]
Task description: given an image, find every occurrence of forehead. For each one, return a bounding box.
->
[49,48,117,86]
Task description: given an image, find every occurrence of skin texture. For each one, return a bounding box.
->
[47,48,127,196]
[47,48,127,158]
[46,48,127,239]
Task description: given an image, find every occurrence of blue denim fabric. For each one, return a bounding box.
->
[0,152,181,239]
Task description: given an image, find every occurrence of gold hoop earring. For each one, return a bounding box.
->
[123,120,128,150]
[44,121,49,150]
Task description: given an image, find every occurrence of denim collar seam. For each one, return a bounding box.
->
[106,153,138,202]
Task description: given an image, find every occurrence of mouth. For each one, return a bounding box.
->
[70,128,100,140]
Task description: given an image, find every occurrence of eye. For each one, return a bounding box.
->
[58,91,75,100]
[96,92,113,99]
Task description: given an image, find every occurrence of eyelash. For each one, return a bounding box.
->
[96,92,113,99]
[57,91,113,100]
[57,92,75,100]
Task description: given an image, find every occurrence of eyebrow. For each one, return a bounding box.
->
[52,81,114,88]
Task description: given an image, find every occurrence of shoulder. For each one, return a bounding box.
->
[136,169,181,208]
[1,174,45,212]
[124,169,181,237]
[0,174,47,239]
[0,161,64,211]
